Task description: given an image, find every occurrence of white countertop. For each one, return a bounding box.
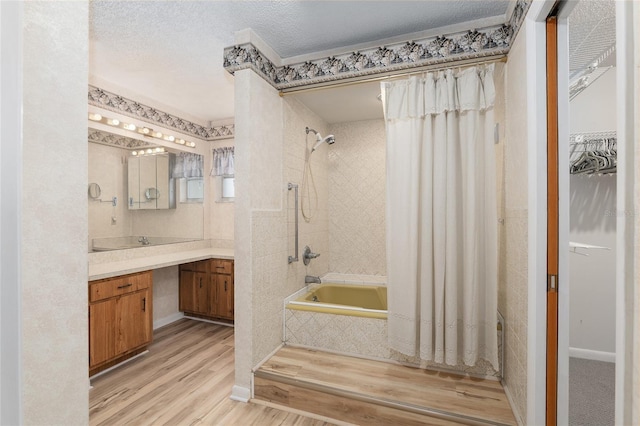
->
[89,247,234,281]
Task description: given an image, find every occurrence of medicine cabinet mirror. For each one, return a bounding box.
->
[127,153,176,210]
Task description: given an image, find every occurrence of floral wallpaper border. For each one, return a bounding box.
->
[88,129,156,150]
[224,0,530,90]
[88,85,235,141]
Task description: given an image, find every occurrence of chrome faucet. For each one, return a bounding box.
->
[138,236,150,245]
[305,275,321,284]
[303,246,320,266]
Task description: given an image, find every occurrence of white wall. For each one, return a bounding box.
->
[21,2,89,423]
[153,266,182,328]
[569,68,617,358]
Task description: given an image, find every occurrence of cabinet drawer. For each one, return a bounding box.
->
[211,259,233,275]
[180,261,209,273]
[90,271,152,303]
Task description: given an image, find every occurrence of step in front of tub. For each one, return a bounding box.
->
[253,346,517,426]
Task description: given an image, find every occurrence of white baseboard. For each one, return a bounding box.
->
[153,312,184,330]
[501,381,525,426]
[569,347,615,363]
[230,385,250,403]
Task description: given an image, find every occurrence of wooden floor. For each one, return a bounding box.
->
[91,319,516,426]
[256,347,517,426]
[89,319,333,425]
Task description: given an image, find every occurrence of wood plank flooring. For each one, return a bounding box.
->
[89,319,333,426]
[255,347,517,426]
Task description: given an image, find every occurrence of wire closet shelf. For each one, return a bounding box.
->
[569,130,617,176]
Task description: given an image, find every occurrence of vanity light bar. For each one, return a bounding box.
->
[88,113,197,149]
[131,147,166,156]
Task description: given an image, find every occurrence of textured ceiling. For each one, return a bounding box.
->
[89,1,511,123]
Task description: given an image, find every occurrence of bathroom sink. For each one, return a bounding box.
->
[91,236,200,252]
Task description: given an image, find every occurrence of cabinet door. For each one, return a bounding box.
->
[214,274,234,320]
[117,288,152,354]
[89,298,117,368]
[179,270,209,314]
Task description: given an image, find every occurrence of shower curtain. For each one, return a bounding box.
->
[382,65,498,369]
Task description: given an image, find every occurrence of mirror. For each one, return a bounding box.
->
[127,153,175,210]
[145,187,160,200]
[88,130,205,252]
[88,182,102,199]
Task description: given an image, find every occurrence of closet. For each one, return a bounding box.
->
[566,1,616,424]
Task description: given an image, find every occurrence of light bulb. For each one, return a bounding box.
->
[146,149,153,154]
[132,151,138,156]
[89,113,102,121]
[141,128,150,134]
[167,135,175,142]
[108,119,120,126]
[125,123,136,131]
[178,139,186,145]
[154,132,163,138]
[139,150,145,155]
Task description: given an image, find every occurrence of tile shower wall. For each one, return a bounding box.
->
[252,96,331,366]
[501,27,529,424]
[327,119,386,276]
[234,70,330,393]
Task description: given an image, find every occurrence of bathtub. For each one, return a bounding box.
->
[287,283,387,319]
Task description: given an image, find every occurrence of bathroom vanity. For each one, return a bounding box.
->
[88,242,234,376]
[89,270,153,376]
[179,259,234,322]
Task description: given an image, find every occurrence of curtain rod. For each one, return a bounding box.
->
[279,54,507,97]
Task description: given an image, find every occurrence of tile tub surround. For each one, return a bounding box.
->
[283,279,503,379]
[327,119,386,276]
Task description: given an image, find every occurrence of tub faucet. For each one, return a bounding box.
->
[305,275,321,284]
[138,236,150,245]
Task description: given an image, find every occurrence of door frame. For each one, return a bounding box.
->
[526,0,640,424]
[613,2,638,424]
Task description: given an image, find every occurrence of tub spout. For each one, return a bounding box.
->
[305,275,321,284]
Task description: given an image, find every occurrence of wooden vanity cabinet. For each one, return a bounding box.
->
[89,270,153,376]
[179,259,234,321]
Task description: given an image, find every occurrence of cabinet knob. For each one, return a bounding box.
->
[199,277,202,288]
[224,280,227,291]
[142,297,146,312]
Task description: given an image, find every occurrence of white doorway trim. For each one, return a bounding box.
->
[524,1,556,424]
[614,2,637,425]
[555,2,577,424]
[0,1,23,424]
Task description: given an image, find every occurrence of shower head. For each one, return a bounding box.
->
[311,134,336,152]
[306,127,336,153]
